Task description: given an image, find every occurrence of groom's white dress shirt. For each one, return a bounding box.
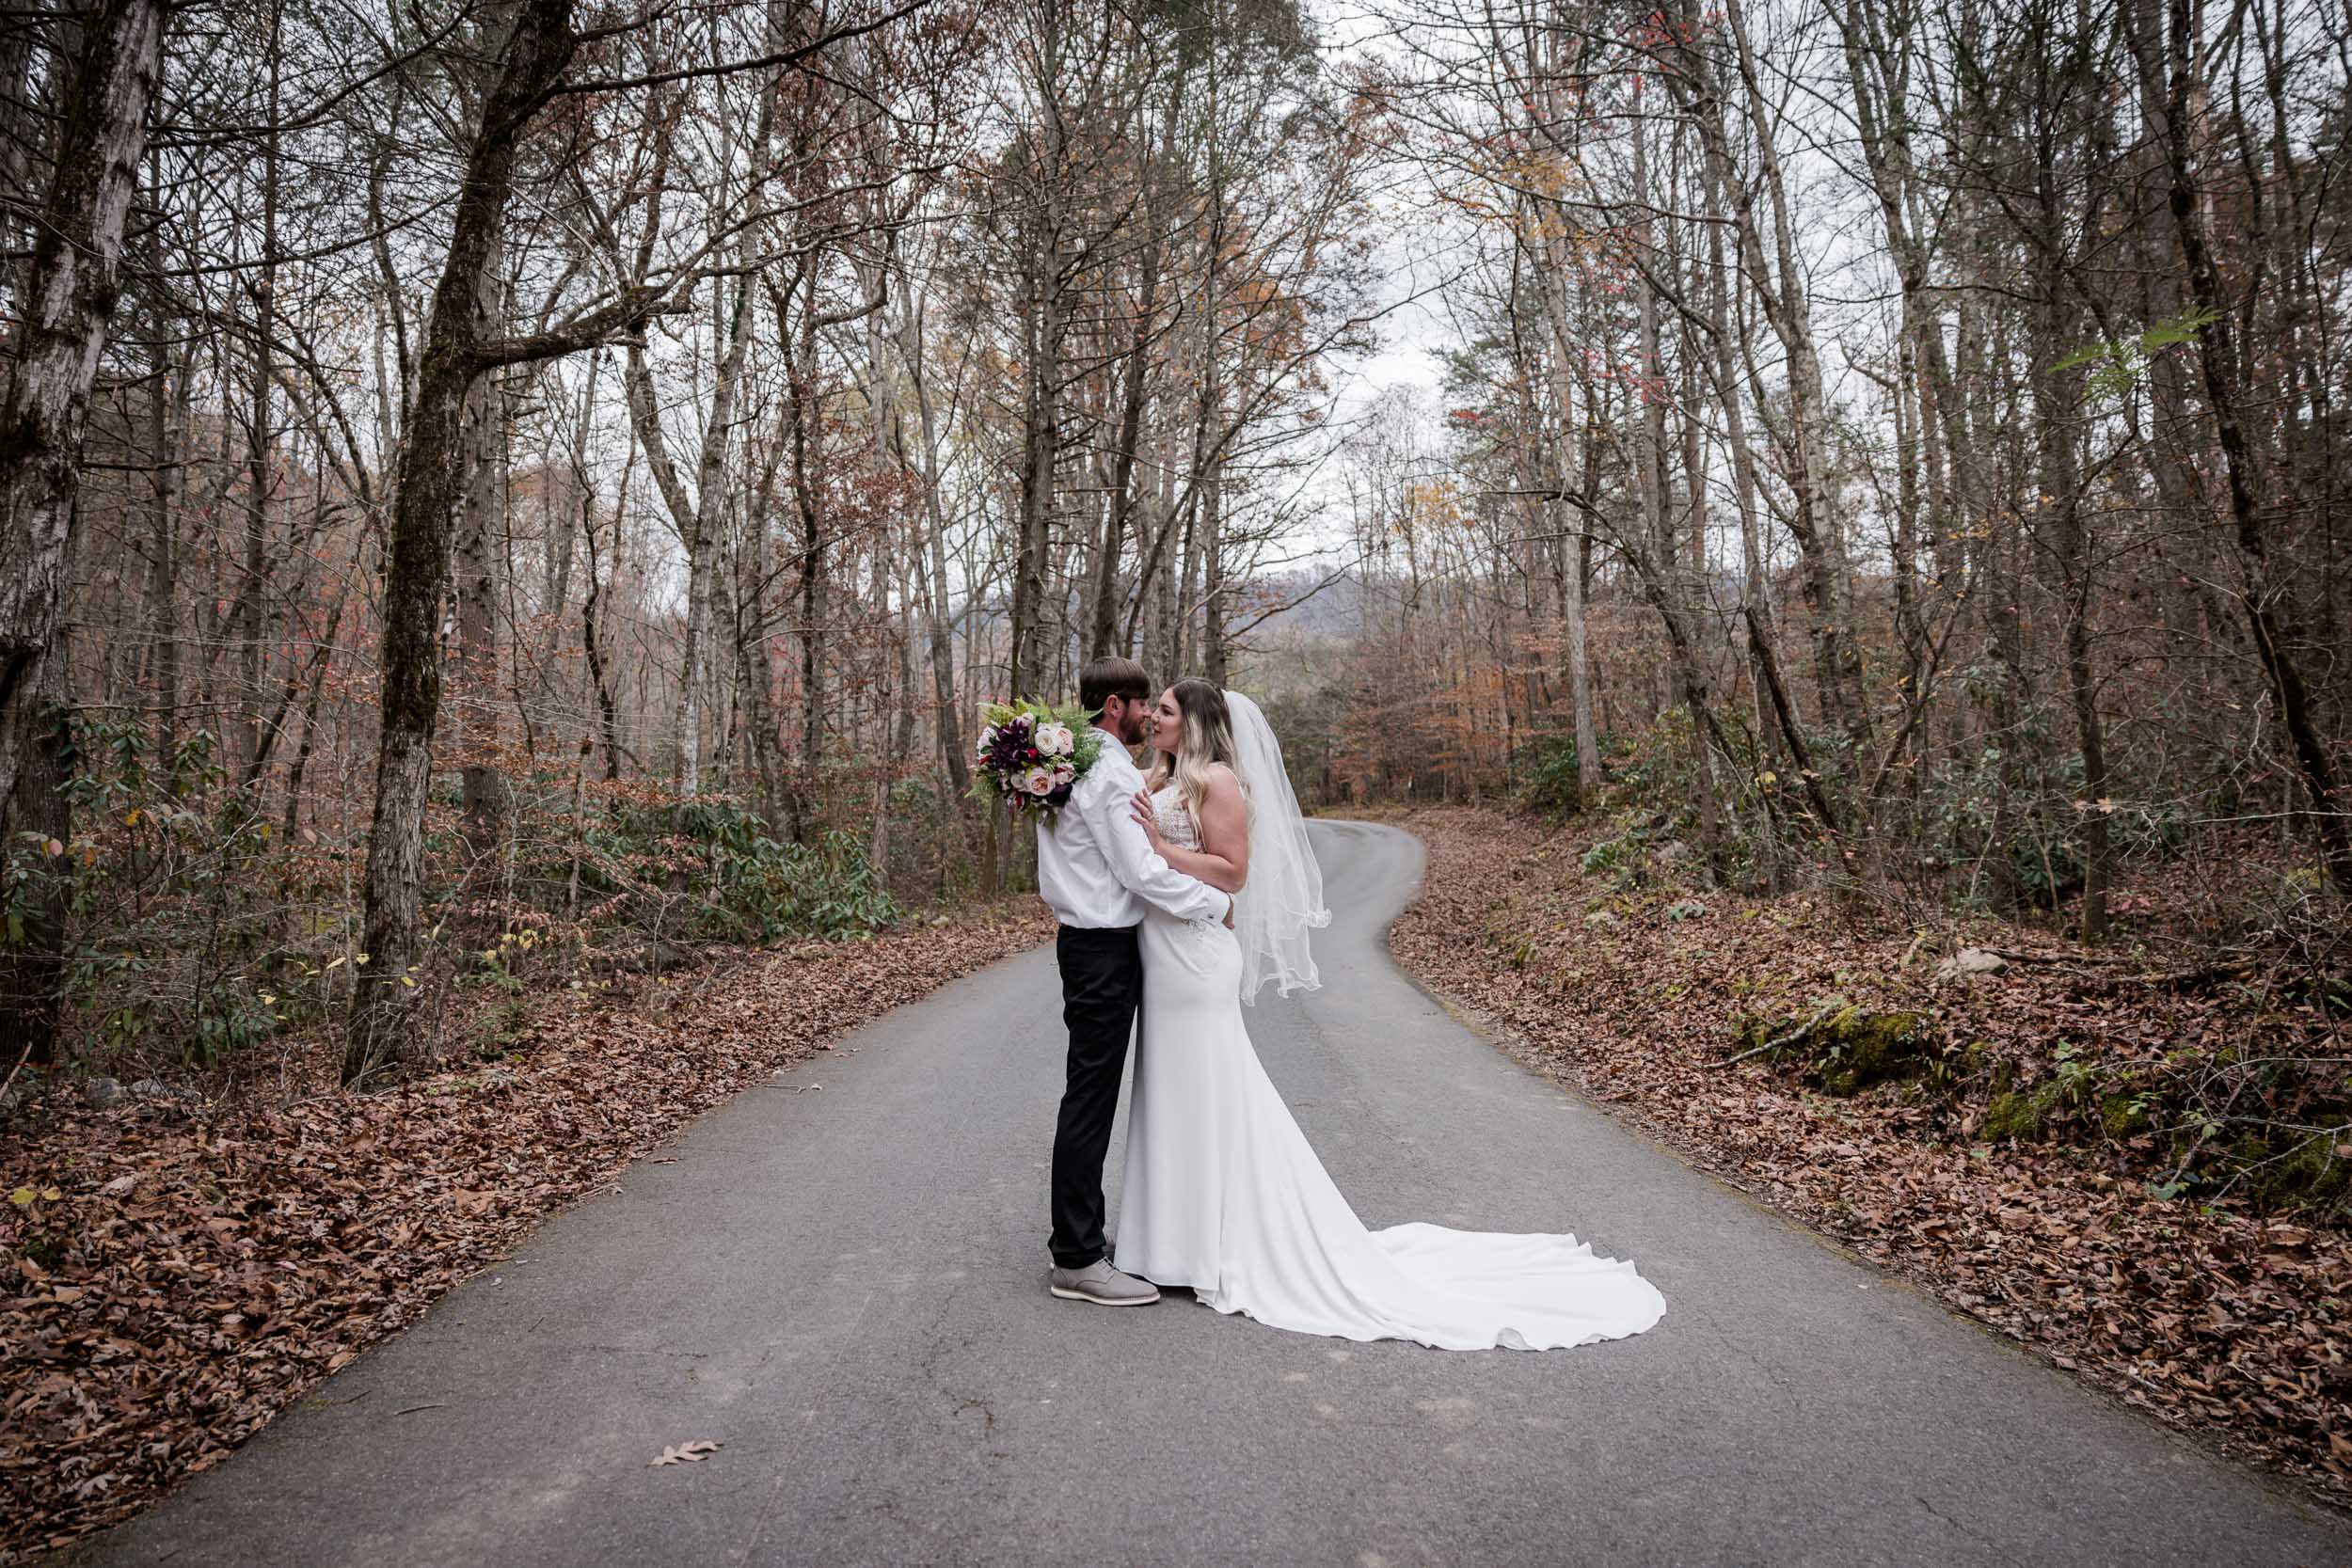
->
[1037,726,1232,929]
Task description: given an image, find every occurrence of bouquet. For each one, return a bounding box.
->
[971,700,1105,822]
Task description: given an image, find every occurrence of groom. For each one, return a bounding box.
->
[1038,656,1232,1307]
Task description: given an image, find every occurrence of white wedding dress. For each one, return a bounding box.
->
[1113,784,1666,1351]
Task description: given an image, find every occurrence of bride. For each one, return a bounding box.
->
[1112,679,1665,1350]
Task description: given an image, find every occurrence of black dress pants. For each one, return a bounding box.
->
[1050,922,1144,1269]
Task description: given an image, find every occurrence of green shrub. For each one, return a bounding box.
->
[1512,734,1584,817]
[2,714,301,1066]
[622,803,900,942]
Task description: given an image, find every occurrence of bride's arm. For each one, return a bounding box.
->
[1128,768,1251,894]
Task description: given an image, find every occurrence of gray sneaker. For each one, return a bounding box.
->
[1048,1259,1161,1306]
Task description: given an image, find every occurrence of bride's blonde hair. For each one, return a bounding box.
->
[1145,679,1244,825]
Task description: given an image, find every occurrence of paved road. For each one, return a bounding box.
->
[70,823,2350,1567]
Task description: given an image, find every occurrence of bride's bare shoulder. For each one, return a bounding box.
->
[1200,763,1246,809]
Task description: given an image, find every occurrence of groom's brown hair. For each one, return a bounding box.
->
[1078,656,1152,719]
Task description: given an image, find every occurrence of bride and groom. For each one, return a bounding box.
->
[1038,656,1665,1350]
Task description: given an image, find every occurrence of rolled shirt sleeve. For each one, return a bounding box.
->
[1085,766,1231,925]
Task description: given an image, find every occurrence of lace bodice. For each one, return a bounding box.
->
[1151,784,1202,851]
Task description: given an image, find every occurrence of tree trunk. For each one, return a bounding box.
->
[676,265,757,800]
[670,18,784,801]
[280,593,348,843]
[0,0,167,838]
[235,0,283,786]
[0,0,166,1054]
[346,0,580,1082]
[1011,235,1063,698]
[732,450,787,825]
[455,266,508,852]
[2026,59,2113,937]
[1673,0,1868,755]
[1008,6,1072,702]
[1199,440,1228,687]
[900,294,969,796]
[788,264,826,841]
[2131,0,2352,896]
[581,449,625,784]
[147,339,189,771]
[1089,218,1162,658]
[0,661,71,1064]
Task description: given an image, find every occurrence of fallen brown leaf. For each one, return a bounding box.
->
[648,1439,723,1467]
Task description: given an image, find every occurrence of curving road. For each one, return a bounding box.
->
[68,823,2351,1566]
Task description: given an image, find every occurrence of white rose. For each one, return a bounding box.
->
[977,725,997,755]
[1053,764,1075,787]
[1024,766,1056,795]
[1036,721,1074,757]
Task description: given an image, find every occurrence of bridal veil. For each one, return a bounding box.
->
[1223,689,1331,1004]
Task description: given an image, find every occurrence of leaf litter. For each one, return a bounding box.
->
[1387,808,2350,1513]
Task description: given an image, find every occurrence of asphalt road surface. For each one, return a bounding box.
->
[68,822,2352,1567]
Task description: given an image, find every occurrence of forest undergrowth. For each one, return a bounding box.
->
[1388,807,2351,1511]
[0,715,969,1093]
